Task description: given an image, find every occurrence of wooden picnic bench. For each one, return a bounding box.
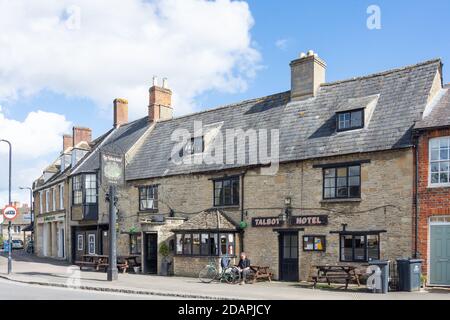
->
[248,265,273,283]
[75,254,133,273]
[311,265,361,290]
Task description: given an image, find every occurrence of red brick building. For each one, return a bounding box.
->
[414,83,450,286]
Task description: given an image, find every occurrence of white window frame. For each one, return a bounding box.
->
[88,234,96,255]
[52,188,56,212]
[77,235,83,251]
[39,192,43,214]
[59,184,64,210]
[45,190,50,213]
[429,136,450,187]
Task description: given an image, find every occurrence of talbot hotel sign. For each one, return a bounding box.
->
[252,215,328,227]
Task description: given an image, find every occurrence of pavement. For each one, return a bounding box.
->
[1,251,449,300]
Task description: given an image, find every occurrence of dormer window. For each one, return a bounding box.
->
[337,109,364,132]
[179,136,204,158]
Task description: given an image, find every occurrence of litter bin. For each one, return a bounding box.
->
[397,259,423,292]
[368,260,390,293]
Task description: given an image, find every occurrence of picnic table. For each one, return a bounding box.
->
[311,265,361,290]
[247,265,273,283]
[75,254,137,273]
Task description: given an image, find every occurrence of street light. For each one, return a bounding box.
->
[20,186,33,252]
[0,139,12,274]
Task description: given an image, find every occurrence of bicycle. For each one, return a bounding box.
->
[26,241,34,254]
[198,257,240,284]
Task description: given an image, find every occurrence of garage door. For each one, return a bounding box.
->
[430,224,450,286]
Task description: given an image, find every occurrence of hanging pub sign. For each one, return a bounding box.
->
[252,217,283,228]
[290,215,328,226]
[100,152,125,186]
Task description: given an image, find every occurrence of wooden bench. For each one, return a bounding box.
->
[312,265,361,290]
[74,260,98,270]
[248,266,273,283]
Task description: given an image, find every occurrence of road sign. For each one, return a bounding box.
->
[2,205,17,221]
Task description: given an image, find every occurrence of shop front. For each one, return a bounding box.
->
[71,224,108,262]
[36,213,66,259]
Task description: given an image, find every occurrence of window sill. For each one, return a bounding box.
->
[427,184,450,189]
[320,198,361,204]
[213,205,240,210]
[138,209,159,214]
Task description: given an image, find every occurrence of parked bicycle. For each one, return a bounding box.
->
[199,257,240,284]
[25,240,34,254]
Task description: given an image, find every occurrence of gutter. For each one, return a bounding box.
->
[240,169,247,253]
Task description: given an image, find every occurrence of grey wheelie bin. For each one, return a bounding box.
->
[396,259,423,292]
[368,260,390,293]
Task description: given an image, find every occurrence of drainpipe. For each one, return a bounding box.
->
[413,133,420,259]
[240,170,247,253]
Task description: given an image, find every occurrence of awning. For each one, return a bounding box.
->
[22,224,33,232]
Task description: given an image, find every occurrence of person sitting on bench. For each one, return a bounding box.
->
[237,252,251,285]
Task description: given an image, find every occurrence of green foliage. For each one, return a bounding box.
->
[159,242,170,258]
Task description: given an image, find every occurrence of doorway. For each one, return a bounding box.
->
[430,223,450,286]
[279,232,299,281]
[144,233,158,274]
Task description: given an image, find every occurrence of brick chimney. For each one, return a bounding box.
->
[63,134,73,151]
[113,98,129,128]
[73,127,92,146]
[290,50,326,101]
[149,77,173,123]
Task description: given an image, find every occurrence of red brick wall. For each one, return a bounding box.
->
[417,128,450,274]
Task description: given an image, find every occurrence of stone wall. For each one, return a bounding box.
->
[119,148,414,281]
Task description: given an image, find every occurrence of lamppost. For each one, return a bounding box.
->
[20,187,33,251]
[0,139,12,274]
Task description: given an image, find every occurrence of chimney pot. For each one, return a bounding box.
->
[162,77,168,89]
[149,81,173,123]
[152,76,158,87]
[63,134,73,152]
[113,98,129,128]
[290,51,326,101]
[73,127,92,146]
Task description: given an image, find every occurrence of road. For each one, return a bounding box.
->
[0,278,180,300]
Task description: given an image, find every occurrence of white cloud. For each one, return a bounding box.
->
[275,38,289,51]
[0,0,261,119]
[0,110,71,207]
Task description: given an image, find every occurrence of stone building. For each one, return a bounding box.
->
[413,84,450,286]
[33,127,92,260]
[117,53,445,281]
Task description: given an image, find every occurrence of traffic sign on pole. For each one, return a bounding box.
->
[2,205,18,221]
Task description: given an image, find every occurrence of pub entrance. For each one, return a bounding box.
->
[144,233,158,274]
[278,231,299,281]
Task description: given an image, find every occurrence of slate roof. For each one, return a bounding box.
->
[71,116,150,175]
[415,87,450,130]
[126,59,442,181]
[171,209,238,232]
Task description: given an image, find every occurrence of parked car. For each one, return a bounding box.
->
[11,240,24,250]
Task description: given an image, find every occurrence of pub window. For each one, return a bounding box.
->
[340,233,380,262]
[52,188,56,211]
[88,234,96,255]
[77,235,83,250]
[213,177,240,207]
[72,176,82,205]
[303,236,326,252]
[85,174,97,204]
[337,109,364,132]
[429,136,450,185]
[129,233,142,255]
[323,165,361,199]
[45,190,50,212]
[139,185,158,211]
[179,136,205,158]
[175,232,234,256]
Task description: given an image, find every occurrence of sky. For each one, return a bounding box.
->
[0,0,449,207]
